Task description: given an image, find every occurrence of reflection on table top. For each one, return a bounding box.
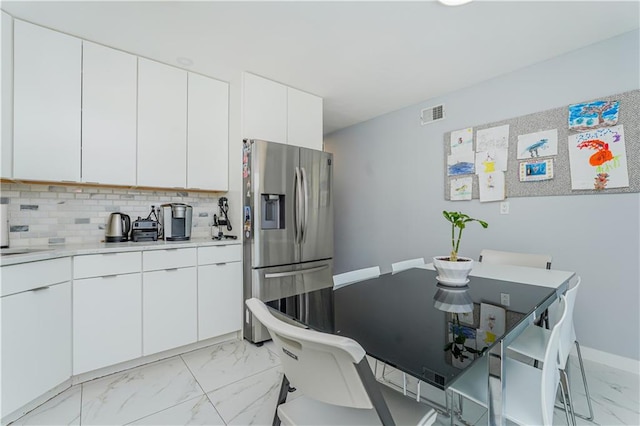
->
[333,266,573,390]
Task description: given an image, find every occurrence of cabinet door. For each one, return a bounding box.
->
[198,262,242,341]
[143,267,197,355]
[73,274,142,374]
[1,12,12,178]
[1,282,71,417]
[82,42,137,185]
[187,73,229,191]
[287,87,323,150]
[137,58,187,188]
[242,73,287,143]
[13,20,81,182]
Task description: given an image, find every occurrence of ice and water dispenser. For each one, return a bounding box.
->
[261,194,285,230]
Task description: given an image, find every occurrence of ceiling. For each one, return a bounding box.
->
[2,1,639,135]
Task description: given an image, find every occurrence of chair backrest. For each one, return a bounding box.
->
[479,249,552,269]
[333,266,380,290]
[391,258,425,274]
[245,298,373,409]
[541,294,568,425]
[557,276,581,369]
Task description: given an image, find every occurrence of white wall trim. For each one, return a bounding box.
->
[575,345,640,374]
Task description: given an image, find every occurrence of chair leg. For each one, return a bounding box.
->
[558,378,574,426]
[561,369,577,426]
[575,340,595,421]
[273,375,290,426]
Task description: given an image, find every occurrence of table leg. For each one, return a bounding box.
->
[487,340,506,426]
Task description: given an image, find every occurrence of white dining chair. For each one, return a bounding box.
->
[391,258,425,274]
[448,294,572,426]
[479,249,552,269]
[332,266,380,290]
[245,298,438,426]
[507,276,593,422]
[479,249,553,328]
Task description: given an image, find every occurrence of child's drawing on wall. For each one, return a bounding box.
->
[517,129,558,159]
[569,100,619,132]
[568,125,629,190]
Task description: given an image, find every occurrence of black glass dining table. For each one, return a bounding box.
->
[286,264,575,426]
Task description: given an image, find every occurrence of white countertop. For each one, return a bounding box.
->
[0,238,242,266]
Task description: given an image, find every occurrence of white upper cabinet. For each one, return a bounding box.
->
[82,42,137,186]
[137,58,187,188]
[287,87,323,150]
[187,73,229,191]
[242,72,323,149]
[242,73,287,143]
[13,19,81,182]
[1,12,13,179]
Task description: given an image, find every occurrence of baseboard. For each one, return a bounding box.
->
[575,344,640,374]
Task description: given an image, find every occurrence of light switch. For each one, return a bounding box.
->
[501,293,510,306]
[500,201,510,215]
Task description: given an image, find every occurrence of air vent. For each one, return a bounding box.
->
[420,104,445,125]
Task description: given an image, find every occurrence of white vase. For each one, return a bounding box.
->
[433,256,474,286]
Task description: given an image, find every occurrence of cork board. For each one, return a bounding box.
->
[444,89,640,200]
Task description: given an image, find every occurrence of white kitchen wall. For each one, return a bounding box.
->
[0,183,222,246]
[324,29,640,361]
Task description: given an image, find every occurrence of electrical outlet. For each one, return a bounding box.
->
[501,293,510,306]
[500,201,510,215]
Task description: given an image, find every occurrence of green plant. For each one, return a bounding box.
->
[444,314,486,361]
[442,211,488,262]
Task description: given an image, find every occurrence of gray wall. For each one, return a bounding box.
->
[324,30,640,361]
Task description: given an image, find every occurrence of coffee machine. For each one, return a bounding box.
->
[160,203,192,241]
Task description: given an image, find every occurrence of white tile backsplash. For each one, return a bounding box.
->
[0,183,221,247]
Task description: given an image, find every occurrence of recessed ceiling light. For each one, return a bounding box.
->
[177,57,194,67]
[438,0,473,6]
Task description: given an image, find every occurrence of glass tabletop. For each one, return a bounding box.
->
[331,267,558,390]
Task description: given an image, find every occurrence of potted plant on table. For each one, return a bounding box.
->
[433,211,488,285]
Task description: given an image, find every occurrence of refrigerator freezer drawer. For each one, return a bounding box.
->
[244,259,333,343]
[251,260,332,303]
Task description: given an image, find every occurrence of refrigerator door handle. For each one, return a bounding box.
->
[300,167,309,243]
[294,167,303,244]
[264,264,329,279]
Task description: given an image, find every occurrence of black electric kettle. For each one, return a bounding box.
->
[105,212,131,242]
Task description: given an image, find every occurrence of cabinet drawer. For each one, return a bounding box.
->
[143,247,196,271]
[198,244,241,265]
[1,257,71,297]
[73,251,141,279]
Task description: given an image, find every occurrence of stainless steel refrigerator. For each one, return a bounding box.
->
[242,139,334,343]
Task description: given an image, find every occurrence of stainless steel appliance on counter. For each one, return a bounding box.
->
[160,203,192,241]
[105,212,131,242]
[243,139,334,344]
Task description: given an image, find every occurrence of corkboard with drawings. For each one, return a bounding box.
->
[443,89,640,200]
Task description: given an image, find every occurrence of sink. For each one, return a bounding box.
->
[0,248,52,257]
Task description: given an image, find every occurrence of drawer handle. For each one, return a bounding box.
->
[101,274,118,279]
[30,286,50,292]
[215,262,227,266]
[165,249,179,251]
[165,268,178,272]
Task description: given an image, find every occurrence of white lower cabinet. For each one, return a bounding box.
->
[73,273,142,374]
[143,267,197,355]
[198,261,242,340]
[1,243,242,418]
[1,281,71,418]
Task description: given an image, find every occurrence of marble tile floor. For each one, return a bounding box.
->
[9,339,639,426]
